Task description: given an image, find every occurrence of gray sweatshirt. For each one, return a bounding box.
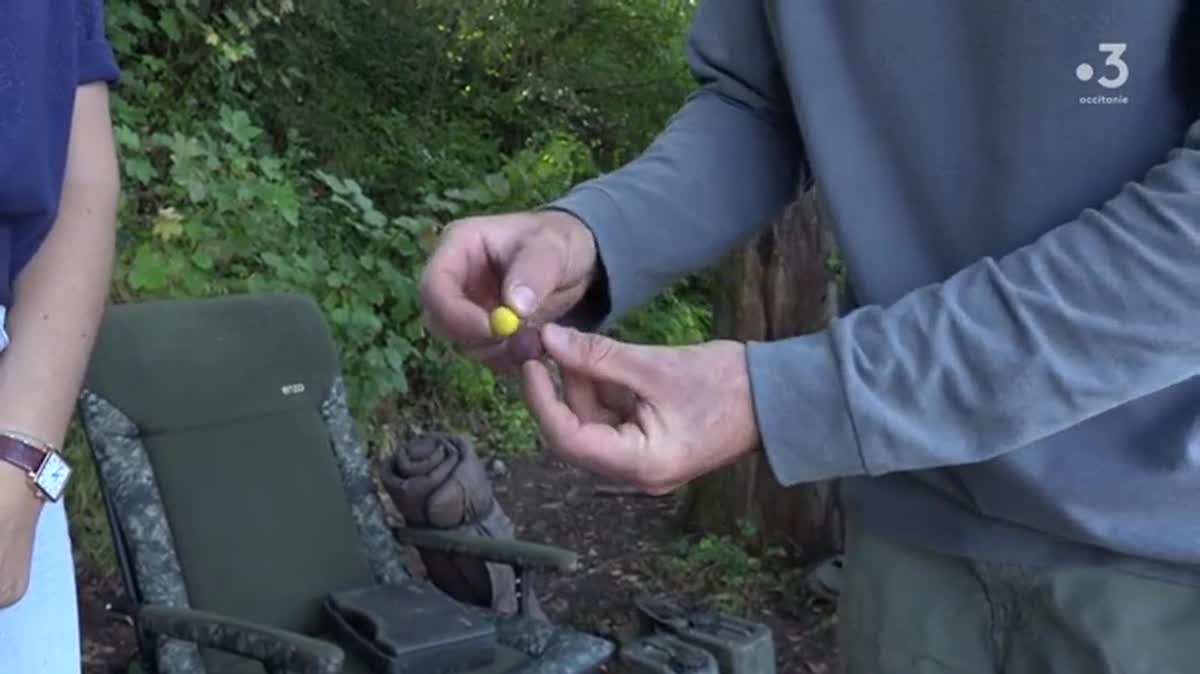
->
[550,0,1200,583]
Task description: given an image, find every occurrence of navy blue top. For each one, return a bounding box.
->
[0,1,120,308]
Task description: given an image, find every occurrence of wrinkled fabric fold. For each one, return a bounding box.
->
[382,433,495,528]
[380,433,544,619]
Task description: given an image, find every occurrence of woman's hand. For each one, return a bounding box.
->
[0,467,40,607]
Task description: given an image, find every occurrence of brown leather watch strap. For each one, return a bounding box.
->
[0,434,45,474]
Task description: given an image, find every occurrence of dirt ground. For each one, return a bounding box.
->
[77,452,838,673]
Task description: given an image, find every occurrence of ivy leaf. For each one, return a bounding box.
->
[391,371,410,396]
[158,11,181,41]
[405,320,425,342]
[314,170,351,196]
[219,108,262,148]
[485,173,511,200]
[423,193,462,215]
[364,347,385,369]
[258,157,283,180]
[114,126,141,150]
[385,337,414,371]
[443,187,480,204]
[259,183,299,226]
[185,179,208,204]
[278,196,300,227]
[167,133,203,162]
[128,245,170,291]
[123,157,156,186]
[191,251,215,271]
[392,216,427,234]
[261,251,285,269]
[343,178,366,198]
[352,192,374,213]
[351,305,383,333]
[151,207,185,242]
[362,209,387,228]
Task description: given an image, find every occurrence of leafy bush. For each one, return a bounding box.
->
[613,279,714,346]
[669,532,765,612]
[103,0,696,413]
[66,0,708,574]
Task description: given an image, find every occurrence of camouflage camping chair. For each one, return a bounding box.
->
[76,292,615,674]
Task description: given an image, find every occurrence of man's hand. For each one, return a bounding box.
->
[520,324,761,494]
[420,210,598,372]
[0,466,40,607]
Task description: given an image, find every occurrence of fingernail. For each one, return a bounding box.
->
[542,323,569,352]
[509,285,537,315]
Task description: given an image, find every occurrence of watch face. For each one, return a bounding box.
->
[34,452,71,501]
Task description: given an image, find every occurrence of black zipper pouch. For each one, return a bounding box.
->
[323,580,498,673]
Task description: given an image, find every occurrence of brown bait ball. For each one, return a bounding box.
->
[507,326,546,364]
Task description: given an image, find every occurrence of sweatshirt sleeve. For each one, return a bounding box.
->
[752,117,1200,485]
[548,0,806,329]
[76,0,120,85]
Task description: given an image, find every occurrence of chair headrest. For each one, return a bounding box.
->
[83,292,340,434]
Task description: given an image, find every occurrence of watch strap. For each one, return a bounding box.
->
[0,434,45,474]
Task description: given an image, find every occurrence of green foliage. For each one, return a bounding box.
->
[826,252,849,292]
[669,532,765,613]
[101,0,700,423]
[67,0,708,573]
[252,0,697,214]
[111,107,426,414]
[62,425,118,579]
[442,356,540,457]
[613,278,713,346]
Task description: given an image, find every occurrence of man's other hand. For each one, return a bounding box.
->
[520,324,761,494]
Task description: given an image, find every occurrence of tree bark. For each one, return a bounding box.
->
[681,188,844,561]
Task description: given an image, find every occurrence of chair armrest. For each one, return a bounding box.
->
[137,605,345,674]
[391,526,578,572]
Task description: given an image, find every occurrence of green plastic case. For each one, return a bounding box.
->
[634,598,776,674]
[622,633,720,674]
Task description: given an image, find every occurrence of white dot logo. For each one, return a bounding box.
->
[1076,43,1129,89]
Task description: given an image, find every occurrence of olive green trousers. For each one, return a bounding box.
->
[837,523,1200,674]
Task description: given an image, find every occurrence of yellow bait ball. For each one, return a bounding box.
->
[489,306,521,338]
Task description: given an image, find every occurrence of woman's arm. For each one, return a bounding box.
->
[0,81,119,607]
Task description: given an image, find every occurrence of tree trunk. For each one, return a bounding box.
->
[682,188,844,561]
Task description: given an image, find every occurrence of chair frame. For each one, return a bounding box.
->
[76,293,615,674]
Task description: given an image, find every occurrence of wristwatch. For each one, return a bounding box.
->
[0,433,71,502]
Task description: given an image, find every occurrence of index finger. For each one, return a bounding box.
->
[520,359,647,481]
[419,232,494,347]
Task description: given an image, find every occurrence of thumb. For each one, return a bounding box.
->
[540,324,657,391]
[502,231,568,318]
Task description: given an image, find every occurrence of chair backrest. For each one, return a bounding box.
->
[78,292,408,671]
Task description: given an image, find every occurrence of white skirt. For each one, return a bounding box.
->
[0,498,81,673]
